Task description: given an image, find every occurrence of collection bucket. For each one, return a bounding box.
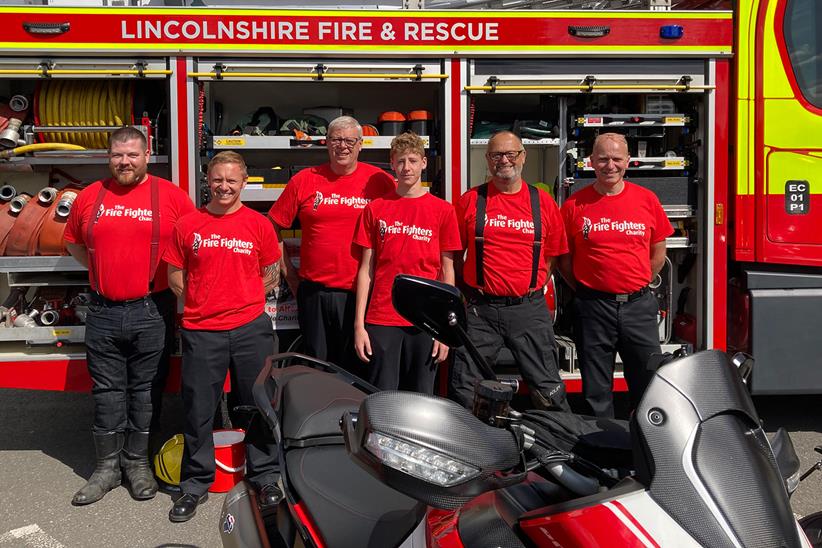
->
[211,429,246,493]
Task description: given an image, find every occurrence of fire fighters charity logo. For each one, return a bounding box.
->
[379,219,388,242]
[95,203,105,223]
[192,232,202,256]
[582,217,592,240]
[313,191,323,211]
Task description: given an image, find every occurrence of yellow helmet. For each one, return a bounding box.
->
[154,434,184,486]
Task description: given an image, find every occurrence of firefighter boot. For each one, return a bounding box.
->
[71,432,123,506]
[121,431,158,500]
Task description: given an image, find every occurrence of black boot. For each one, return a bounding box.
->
[121,431,158,500]
[71,432,123,506]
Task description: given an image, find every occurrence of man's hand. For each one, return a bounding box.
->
[432,339,449,364]
[354,326,372,363]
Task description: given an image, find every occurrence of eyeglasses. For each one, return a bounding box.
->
[486,150,524,162]
[328,137,361,148]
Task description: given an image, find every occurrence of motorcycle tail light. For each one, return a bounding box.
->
[365,431,480,487]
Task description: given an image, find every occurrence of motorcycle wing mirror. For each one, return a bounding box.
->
[391,274,466,348]
[342,390,526,510]
[731,352,754,384]
[392,275,498,381]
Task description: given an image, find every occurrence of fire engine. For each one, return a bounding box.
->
[0,0,817,396]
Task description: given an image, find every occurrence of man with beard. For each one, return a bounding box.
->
[559,133,672,418]
[64,127,195,506]
[450,131,570,412]
[268,116,395,371]
[165,151,281,522]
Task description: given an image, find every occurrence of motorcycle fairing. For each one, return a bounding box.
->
[518,487,701,547]
[633,349,801,548]
[285,443,426,547]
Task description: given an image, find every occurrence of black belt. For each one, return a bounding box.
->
[91,290,167,307]
[575,284,649,303]
[469,288,543,306]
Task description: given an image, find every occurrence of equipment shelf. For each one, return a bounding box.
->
[0,326,85,345]
[470,138,559,146]
[574,114,690,127]
[6,155,169,165]
[212,135,429,150]
[0,256,85,272]
[576,156,687,170]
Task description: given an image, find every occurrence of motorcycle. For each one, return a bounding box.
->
[220,274,810,548]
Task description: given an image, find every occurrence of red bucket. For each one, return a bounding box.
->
[210,429,246,493]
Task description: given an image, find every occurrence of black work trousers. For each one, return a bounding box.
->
[85,290,173,434]
[449,292,569,412]
[179,313,279,496]
[297,280,359,375]
[365,324,436,394]
[573,290,661,418]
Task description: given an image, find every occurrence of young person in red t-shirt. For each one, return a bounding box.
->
[65,127,195,507]
[353,132,462,393]
[559,133,674,418]
[164,152,282,523]
[450,131,570,412]
[268,116,395,371]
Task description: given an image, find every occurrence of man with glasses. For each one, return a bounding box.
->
[64,127,195,506]
[269,116,395,370]
[450,130,570,411]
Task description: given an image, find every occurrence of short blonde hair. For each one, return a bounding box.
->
[207,151,247,177]
[390,131,426,158]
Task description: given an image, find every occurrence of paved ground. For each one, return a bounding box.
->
[0,388,821,547]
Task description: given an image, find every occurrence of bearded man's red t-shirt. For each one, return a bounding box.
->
[64,176,195,301]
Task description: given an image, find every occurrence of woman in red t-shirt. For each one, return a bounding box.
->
[353,133,462,393]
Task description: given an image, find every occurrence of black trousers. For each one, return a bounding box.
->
[573,290,661,418]
[365,324,436,394]
[85,290,172,434]
[449,292,569,412]
[150,289,177,431]
[297,280,359,374]
[179,313,279,496]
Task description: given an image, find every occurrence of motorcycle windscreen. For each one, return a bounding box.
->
[633,350,801,548]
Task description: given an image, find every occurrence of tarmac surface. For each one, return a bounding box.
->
[1,388,821,548]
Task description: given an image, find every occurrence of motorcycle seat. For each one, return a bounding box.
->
[280,368,366,447]
[286,444,426,548]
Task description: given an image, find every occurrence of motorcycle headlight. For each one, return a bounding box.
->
[365,431,480,487]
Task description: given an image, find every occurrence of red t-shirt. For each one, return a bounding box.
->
[457,182,568,297]
[268,162,395,291]
[164,205,281,331]
[561,182,674,294]
[354,192,462,326]
[64,176,195,301]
